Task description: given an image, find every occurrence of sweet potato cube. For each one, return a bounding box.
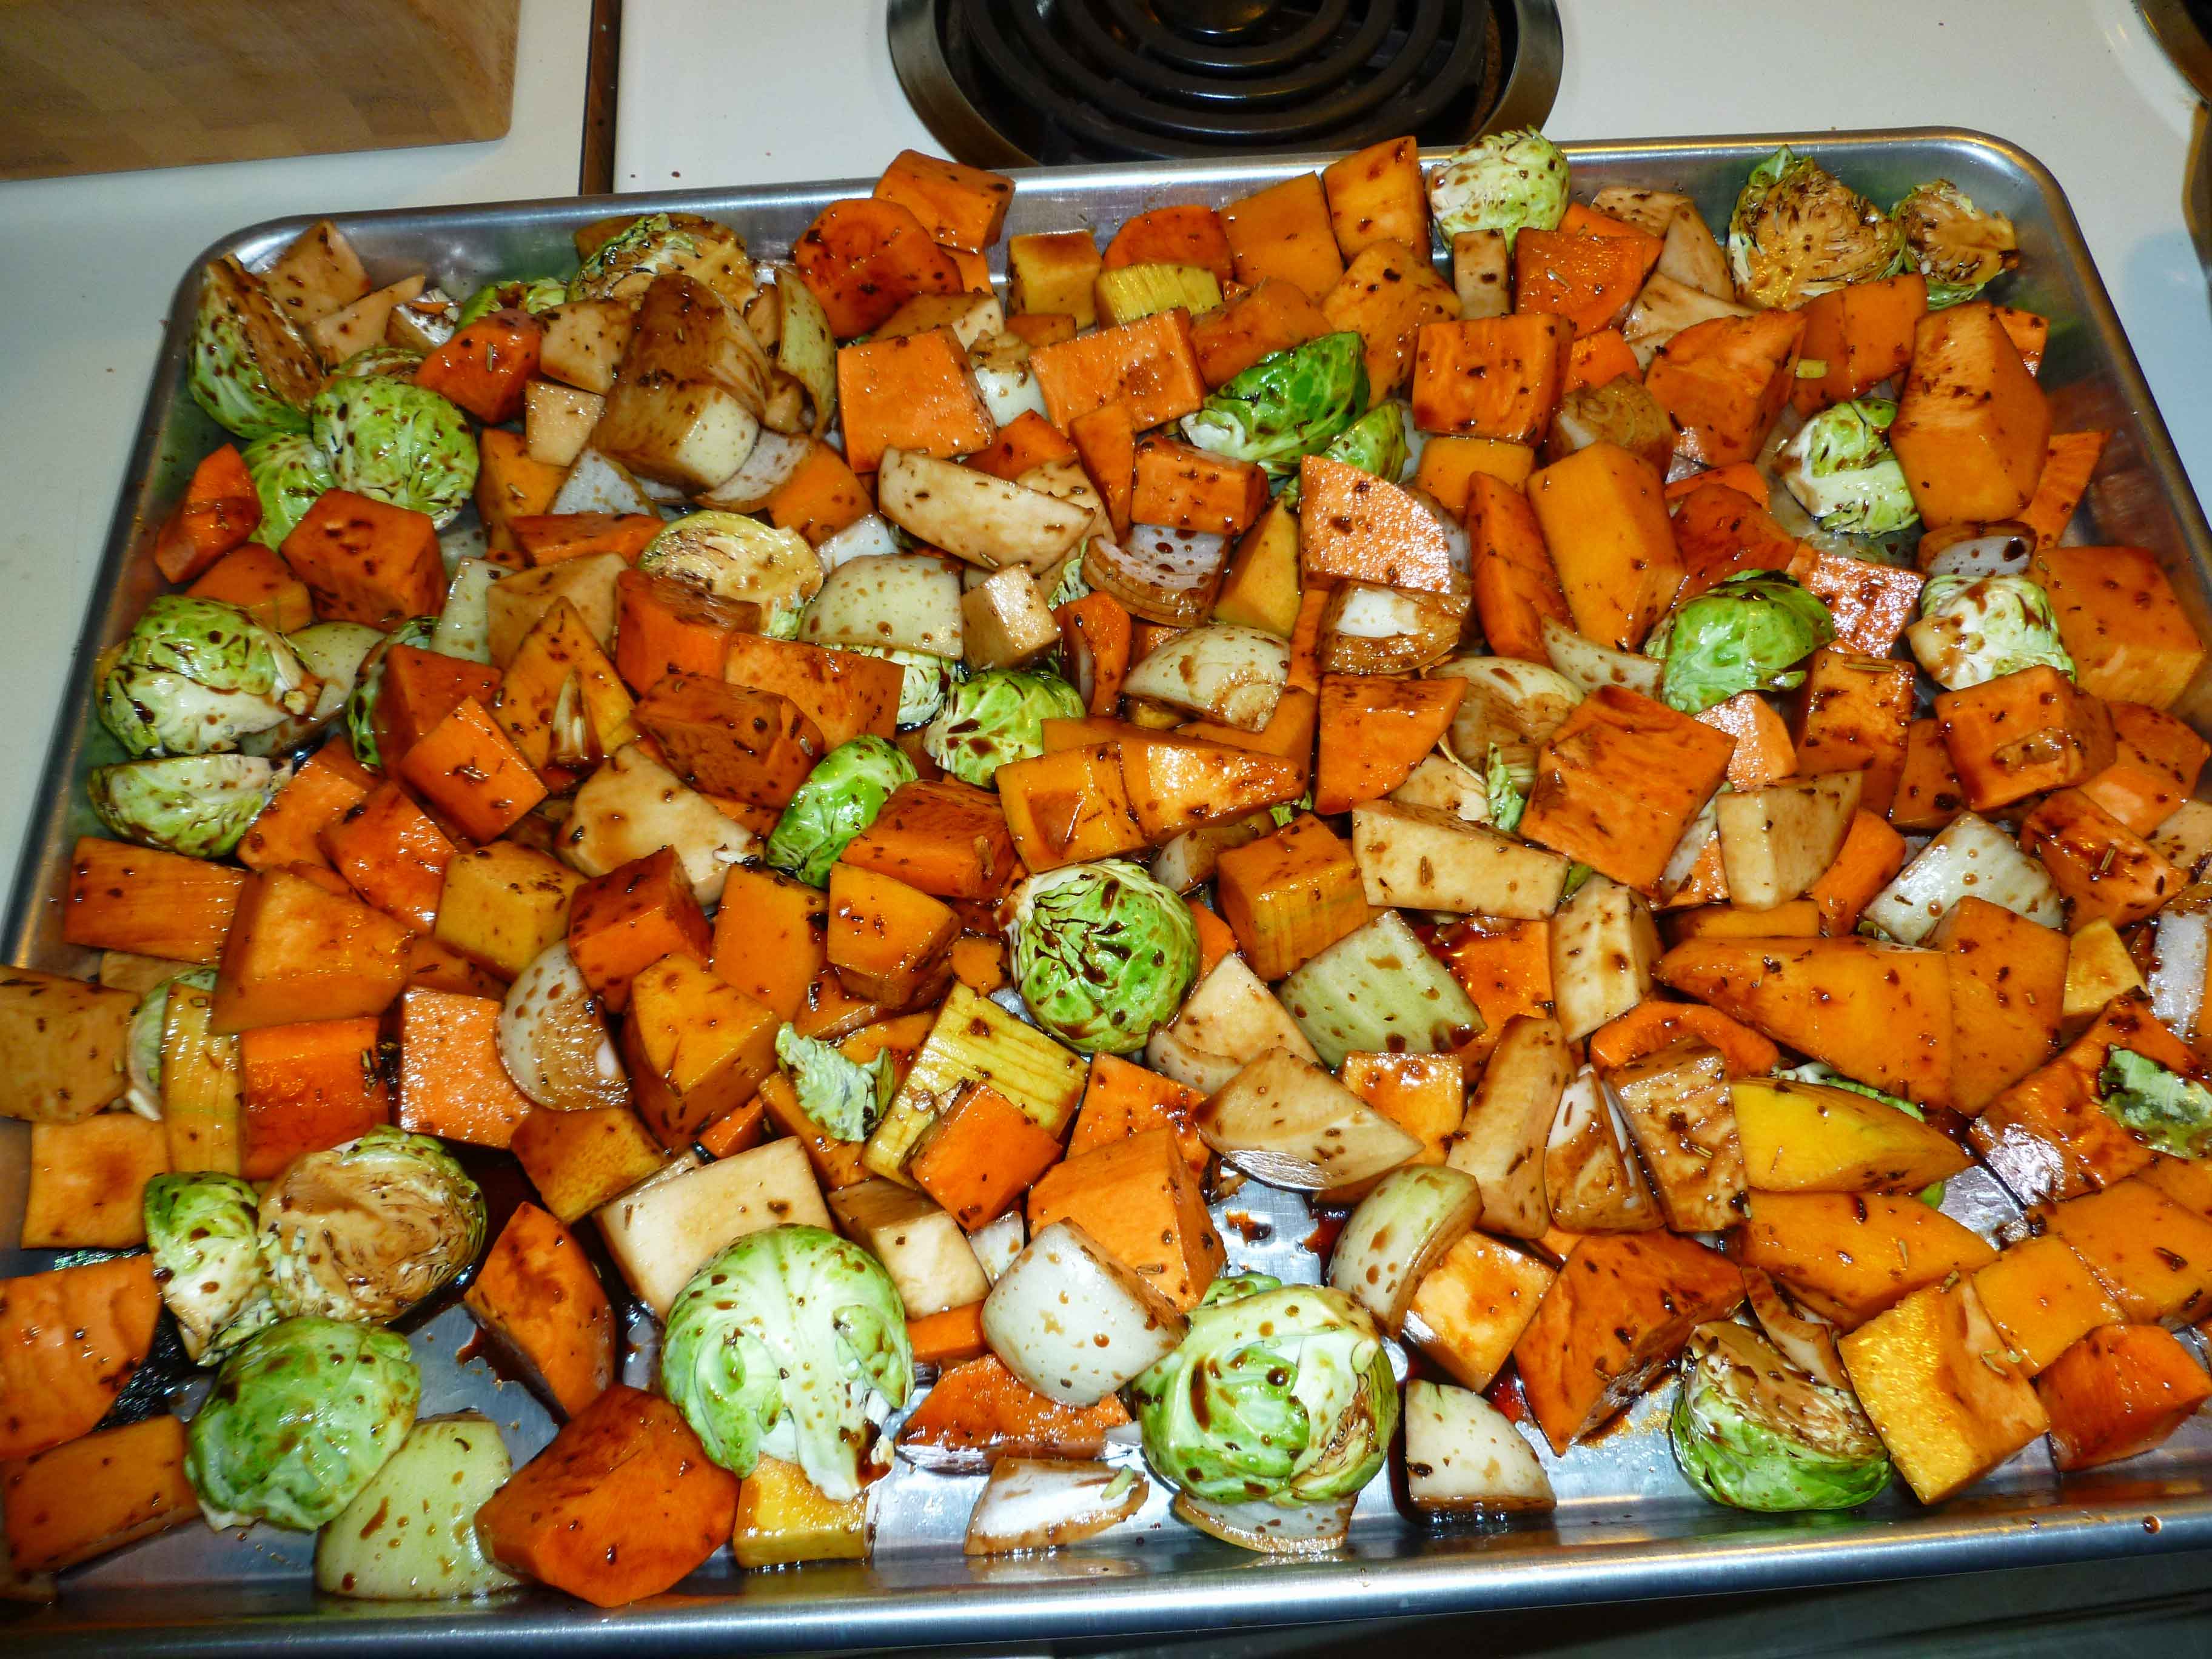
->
[1411,315,1572,441]
[486,552,627,669]
[1669,479,1798,601]
[567,846,712,1013]
[1658,933,1953,1107]
[511,1107,668,1223]
[2032,543,2207,711]
[1026,1128,1223,1309]
[908,1080,1068,1231]
[65,836,244,965]
[278,488,444,628]
[1972,1234,2125,1376]
[2022,788,2180,931]
[319,780,457,936]
[712,866,830,1025]
[394,988,532,1148]
[475,1383,739,1608]
[1188,277,1332,387]
[827,863,958,1006]
[0,1256,158,1462]
[212,870,410,1034]
[1803,808,1907,936]
[2083,702,2209,835]
[1430,919,1553,1064]
[406,933,507,999]
[1468,472,1570,662]
[1320,136,1427,259]
[965,409,1078,481]
[874,149,1013,252]
[613,569,758,694]
[838,779,1022,901]
[766,441,873,546]
[837,327,996,474]
[1418,435,1538,509]
[1732,1191,1996,1330]
[1521,686,1734,894]
[2037,1323,2212,1471]
[634,672,826,808]
[240,739,370,873]
[1314,672,1465,817]
[495,597,638,773]
[0,969,135,1124]
[897,1353,1130,1468]
[1403,1232,1556,1392]
[187,542,312,631]
[1525,441,1683,649]
[463,1202,614,1419]
[1929,896,2068,1113]
[20,1114,167,1249]
[0,1415,198,1574]
[1838,1280,2046,1503]
[152,443,260,584]
[1067,1052,1207,1171]
[1515,226,1662,337]
[1215,813,1370,981]
[1793,646,1915,816]
[1031,309,1206,431]
[1789,272,1927,415]
[2019,430,2110,548]
[1586,999,1778,1078]
[1788,543,1923,658]
[1131,437,1267,537]
[994,743,1145,873]
[1221,173,1344,303]
[434,842,583,979]
[623,953,780,1151]
[375,645,506,771]
[1298,456,1459,594]
[1339,1050,1463,1167]
[236,1015,389,1177]
[1321,240,1461,397]
[719,638,902,757]
[1007,231,1104,329]
[1891,716,1967,833]
[1646,309,1806,466]
[1936,665,2116,813]
[1512,1232,1744,1453]
[511,510,660,566]
[2039,1176,2212,1325]
[1890,300,2051,525]
[397,696,548,843]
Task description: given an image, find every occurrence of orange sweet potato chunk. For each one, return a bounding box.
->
[1525,442,1683,650]
[211,869,411,1034]
[1313,672,1464,815]
[2036,1323,2212,1471]
[464,1201,615,1418]
[65,836,244,965]
[1026,1128,1224,1309]
[0,1256,160,1459]
[1521,686,1733,894]
[1890,300,2052,526]
[395,988,534,1149]
[0,1414,199,1574]
[2031,544,2207,711]
[280,488,446,628]
[238,1015,390,1178]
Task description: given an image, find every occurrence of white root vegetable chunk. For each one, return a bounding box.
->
[982,1220,1188,1405]
[314,1415,518,1600]
[549,446,657,516]
[1172,1490,1356,1555]
[1541,615,1663,699]
[1622,272,1752,369]
[1863,810,2063,944]
[499,942,629,1113]
[1196,1048,1423,1193]
[1448,1013,1570,1239]
[1327,1166,1483,1333]
[596,1140,830,1318]
[1351,799,1568,919]
[970,1210,1027,1285]
[1403,1381,1555,1517]
[1742,1266,1849,1390]
[1603,1042,1744,1233]
[1714,771,1863,911]
[1548,874,1660,1042]
[562,741,754,903]
[800,554,965,658]
[964,1458,1150,1557]
[814,513,903,573]
[829,1179,990,1321]
[1145,954,1318,1093]
[1121,625,1290,732]
[1390,753,1492,823]
[878,448,1092,572]
[1544,1064,1663,1233]
[696,427,812,511]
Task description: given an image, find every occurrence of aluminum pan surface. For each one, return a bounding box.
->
[8,130,2212,1652]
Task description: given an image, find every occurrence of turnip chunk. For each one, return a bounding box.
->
[962,1458,1150,1557]
[1403,1381,1555,1516]
[981,1220,1187,1406]
[1196,1049,1421,1193]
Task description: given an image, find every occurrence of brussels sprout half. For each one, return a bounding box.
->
[96,595,322,759]
[1669,1321,1890,1512]
[187,256,326,440]
[1646,573,1835,714]
[1427,128,1572,248]
[568,213,701,303]
[1130,1273,1396,1509]
[186,1316,420,1530]
[1896,180,2019,307]
[88,754,279,859]
[660,1224,913,1501]
[144,1170,279,1364]
[1905,573,2073,692]
[922,668,1084,786]
[774,1025,896,1142]
[1181,332,1369,478]
[764,734,916,886]
[1777,399,1918,535]
[242,431,336,550]
[851,646,962,729]
[455,277,568,327]
[2099,1047,2212,1161]
[309,376,478,529]
[1009,859,1200,1055]
[1728,147,1905,310]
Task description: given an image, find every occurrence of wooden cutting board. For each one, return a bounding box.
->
[0,0,520,180]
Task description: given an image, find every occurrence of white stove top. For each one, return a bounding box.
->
[616,0,2212,500]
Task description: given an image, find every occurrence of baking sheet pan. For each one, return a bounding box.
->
[8,130,2212,1654]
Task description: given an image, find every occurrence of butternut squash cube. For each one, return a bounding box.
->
[1403,1231,1557,1392]
[21,1114,169,1248]
[1929,896,2068,1113]
[434,842,584,980]
[2031,544,2207,711]
[511,1107,669,1224]
[731,1454,868,1569]
[1730,1191,1995,1330]
[1971,1234,2125,1376]
[623,953,780,1151]
[2038,1176,2212,1326]
[210,869,411,1034]
[1213,813,1370,981]
[2036,1323,2212,1471]
[1025,1128,1224,1310]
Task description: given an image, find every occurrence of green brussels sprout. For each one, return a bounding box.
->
[1130,1273,1396,1508]
[187,256,326,440]
[1647,573,1835,715]
[1728,147,1905,310]
[1905,573,2073,692]
[2099,1047,2212,1160]
[96,595,323,758]
[331,344,425,381]
[922,668,1084,786]
[309,376,478,529]
[1896,181,2019,307]
[774,1025,895,1142]
[853,646,962,729]
[125,968,216,1118]
[87,754,279,859]
[1777,399,1918,535]
[143,1171,278,1364]
[660,1224,913,1501]
[242,431,336,549]
[186,1316,420,1530]
[1669,1321,1890,1512]
[1180,332,1369,478]
[345,617,439,770]
[1009,859,1199,1054]
[454,277,568,327]
[258,1127,487,1326]
[1427,128,1571,247]
[1486,745,1527,833]
[568,213,704,303]
[765,735,917,886]
[240,619,386,758]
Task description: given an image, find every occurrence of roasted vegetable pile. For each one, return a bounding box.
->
[4,131,2210,1608]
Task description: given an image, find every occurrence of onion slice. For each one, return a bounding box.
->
[962,1458,1149,1557]
[1741,1266,1848,1389]
[1403,1380,1555,1517]
[1171,1490,1356,1555]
